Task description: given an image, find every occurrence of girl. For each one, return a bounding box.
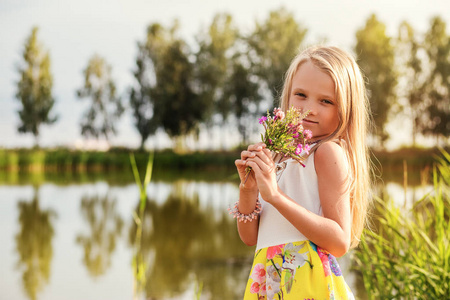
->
[233,46,371,299]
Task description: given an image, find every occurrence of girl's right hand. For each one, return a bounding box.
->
[235,143,266,191]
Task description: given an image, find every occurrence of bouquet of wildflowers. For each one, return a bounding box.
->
[245,107,312,181]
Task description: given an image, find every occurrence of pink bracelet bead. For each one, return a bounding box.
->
[228,199,262,223]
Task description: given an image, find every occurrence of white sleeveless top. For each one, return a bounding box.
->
[256,152,322,250]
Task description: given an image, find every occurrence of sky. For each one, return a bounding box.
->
[1,0,449,150]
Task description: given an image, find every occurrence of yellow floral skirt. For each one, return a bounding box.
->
[243,241,354,300]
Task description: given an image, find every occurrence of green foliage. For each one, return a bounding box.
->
[77,54,124,142]
[355,14,397,147]
[129,22,178,149]
[129,42,158,150]
[155,39,201,138]
[15,27,57,147]
[396,21,427,146]
[354,150,450,299]
[136,22,204,144]
[129,152,153,299]
[247,7,307,105]
[195,13,238,124]
[421,17,450,141]
[220,54,262,144]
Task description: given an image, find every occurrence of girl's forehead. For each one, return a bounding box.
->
[292,62,335,93]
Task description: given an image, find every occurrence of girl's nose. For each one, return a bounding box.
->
[302,103,316,115]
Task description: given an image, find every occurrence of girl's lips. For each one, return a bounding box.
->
[304,119,318,124]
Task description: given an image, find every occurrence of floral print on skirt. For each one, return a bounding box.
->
[243,241,354,300]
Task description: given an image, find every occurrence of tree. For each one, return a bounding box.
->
[76,54,124,143]
[15,27,57,147]
[421,16,450,142]
[355,14,397,147]
[396,21,427,146]
[220,54,262,144]
[154,39,201,139]
[129,23,173,150]
[129,43,158,150]
[247,7,307,106]
[194,13,238,125]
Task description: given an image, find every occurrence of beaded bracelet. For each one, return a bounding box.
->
[228,199,262,223]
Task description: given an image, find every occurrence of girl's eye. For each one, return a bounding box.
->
[322,99,333,105]
[295,93,306,98]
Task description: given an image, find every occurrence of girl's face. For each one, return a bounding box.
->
[288,61,339,141]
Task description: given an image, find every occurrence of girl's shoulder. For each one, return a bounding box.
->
[313,141,348,175]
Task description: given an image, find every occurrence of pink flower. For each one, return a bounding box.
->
[304,129,313,139]
[267,244,284,259]
[258,116,267,124]
[251,263,266,283]
[295,144,303,155]
[276,110,285,120]
[259,282,267,296]
[318,248,331,277]
[304,144,311,154]
[250,282,260,293]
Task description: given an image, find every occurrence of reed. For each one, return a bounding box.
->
[130,152,154,300]
[354,149,450,299]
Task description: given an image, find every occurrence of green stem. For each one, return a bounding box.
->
[271,258,282,278]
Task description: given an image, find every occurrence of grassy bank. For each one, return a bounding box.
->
[0,148,239,172]
[0,146,447,185]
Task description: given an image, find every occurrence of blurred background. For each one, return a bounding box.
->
[0,1,449,299]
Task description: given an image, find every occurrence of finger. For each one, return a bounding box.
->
[247,143,266,152]
[247,156,275,174]
[235,159,249,171]
[240,150,257,160]
[250,148,275,168]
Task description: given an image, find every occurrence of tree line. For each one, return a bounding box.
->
[15,8,449,150]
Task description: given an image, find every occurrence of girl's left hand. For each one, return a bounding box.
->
[245,144,280,203]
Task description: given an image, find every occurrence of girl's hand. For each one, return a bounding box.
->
[244,144,280,202]
[235,143,266,191]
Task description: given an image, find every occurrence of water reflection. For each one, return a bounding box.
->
[76,193,124,277]
[15,186,56,300]
[1,176,432,300]
[128,180,252,299]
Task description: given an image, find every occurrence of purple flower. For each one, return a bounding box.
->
[258,116,267,124]
[269,139,273,145]
[329,255,342,276]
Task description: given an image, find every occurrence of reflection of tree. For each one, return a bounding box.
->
[129,181,252,299]
[76,193,123,277]
[15,186,56,300]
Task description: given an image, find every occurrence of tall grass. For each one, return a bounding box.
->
[354,150,450,299]
[130,152,153,300]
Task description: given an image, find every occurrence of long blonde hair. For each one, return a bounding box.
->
[280,46,371,248]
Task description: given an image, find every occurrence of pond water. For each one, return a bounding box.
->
[0,170,431,300]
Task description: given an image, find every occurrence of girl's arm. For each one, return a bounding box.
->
[245,141,351,257]
[234,143,265,246]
